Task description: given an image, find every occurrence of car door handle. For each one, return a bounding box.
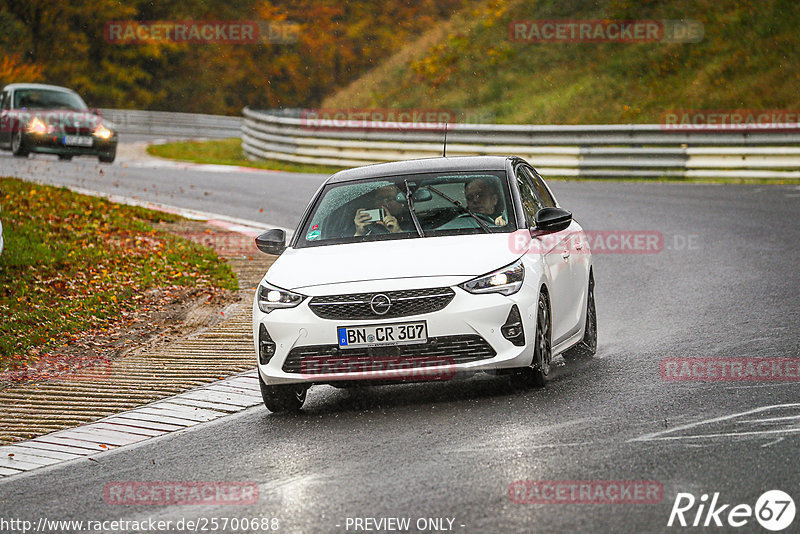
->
[575,241,583,250]
[561,250,570,261]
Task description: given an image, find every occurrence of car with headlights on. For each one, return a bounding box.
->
[0,83,117,162]
[253,156,596,412]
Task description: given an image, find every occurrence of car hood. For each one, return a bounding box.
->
[264,233,523,293]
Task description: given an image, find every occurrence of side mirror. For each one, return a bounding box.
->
[90,108,102,117]
[533,207,572,234]
[255,229,286,255]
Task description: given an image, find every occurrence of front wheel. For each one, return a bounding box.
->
[98,149,116,163]
[511,291,552,388]
[259,373,307,412]
[563,273,597,363]
[11,130,29,157]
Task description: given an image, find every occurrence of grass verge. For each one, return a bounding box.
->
[147,138,344,175]
[322,0,800,125]
[0,177,238,372]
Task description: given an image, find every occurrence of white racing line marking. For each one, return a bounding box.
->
[761,437,785,448]
[0,370,263,479]
[629,403,800,443]
[67,186,293,238]
[724,382,800,390]
[121,159,285,175]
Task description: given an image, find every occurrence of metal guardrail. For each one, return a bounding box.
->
[100,108,242,138]
[241,107,800,179]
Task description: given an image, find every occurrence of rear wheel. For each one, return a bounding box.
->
[259,373,307,412]
[563,273,597,363]
[512,291,552,388]
[58,154,73,161]
[11,130,29,157]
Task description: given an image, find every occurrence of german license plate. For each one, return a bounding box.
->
[63,135,93,147]
[337,321,427,349]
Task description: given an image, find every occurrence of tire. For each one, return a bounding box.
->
[563,273,597,363]
[98,149,116,163]
[512,290,552,388]
[58,154,73,161]
[259,373,307,412]
[11,130,29,157]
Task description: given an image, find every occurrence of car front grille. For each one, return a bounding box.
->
[62,126,94,135]
[308,287,455,320]
[281,334,496,374]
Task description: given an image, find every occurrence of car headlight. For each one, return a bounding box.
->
[27,117,47,134]
[459,259,525,296]
[93,124,113,139]
[256,282,305,313]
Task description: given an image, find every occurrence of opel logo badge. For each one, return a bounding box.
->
[370,294,392,315]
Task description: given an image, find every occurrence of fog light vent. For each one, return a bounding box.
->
[501,305,525,346]
[259,324,276,365]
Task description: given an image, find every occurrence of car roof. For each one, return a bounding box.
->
[2,83,78,94]
[326,156,512,184]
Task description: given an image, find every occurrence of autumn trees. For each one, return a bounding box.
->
[0,0,464,114]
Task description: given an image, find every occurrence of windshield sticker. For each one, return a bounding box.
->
[306,229,321,241]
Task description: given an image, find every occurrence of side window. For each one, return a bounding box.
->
[0,92,8,111]
[524,166,556,208]
[515,166,543,225]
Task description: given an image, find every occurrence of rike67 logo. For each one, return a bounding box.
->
[668,490,795,531]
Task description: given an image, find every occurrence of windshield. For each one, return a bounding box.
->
[296,171,516,248]
[13,89,88,111]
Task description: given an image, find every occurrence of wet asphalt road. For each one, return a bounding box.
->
[1,150,799,533]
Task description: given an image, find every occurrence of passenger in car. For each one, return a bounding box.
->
[465,177,507,226]
[353,184,411,235]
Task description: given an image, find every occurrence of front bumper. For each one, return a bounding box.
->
[24,132,117,156]
[253,281,539,386]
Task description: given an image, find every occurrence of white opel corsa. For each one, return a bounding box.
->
[253,156,596,412]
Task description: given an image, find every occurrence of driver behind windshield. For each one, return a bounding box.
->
[353,184,411,236]
[465,177,507,226]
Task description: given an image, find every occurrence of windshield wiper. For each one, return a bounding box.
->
[426,185,492,234]
[403,179,425,237]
